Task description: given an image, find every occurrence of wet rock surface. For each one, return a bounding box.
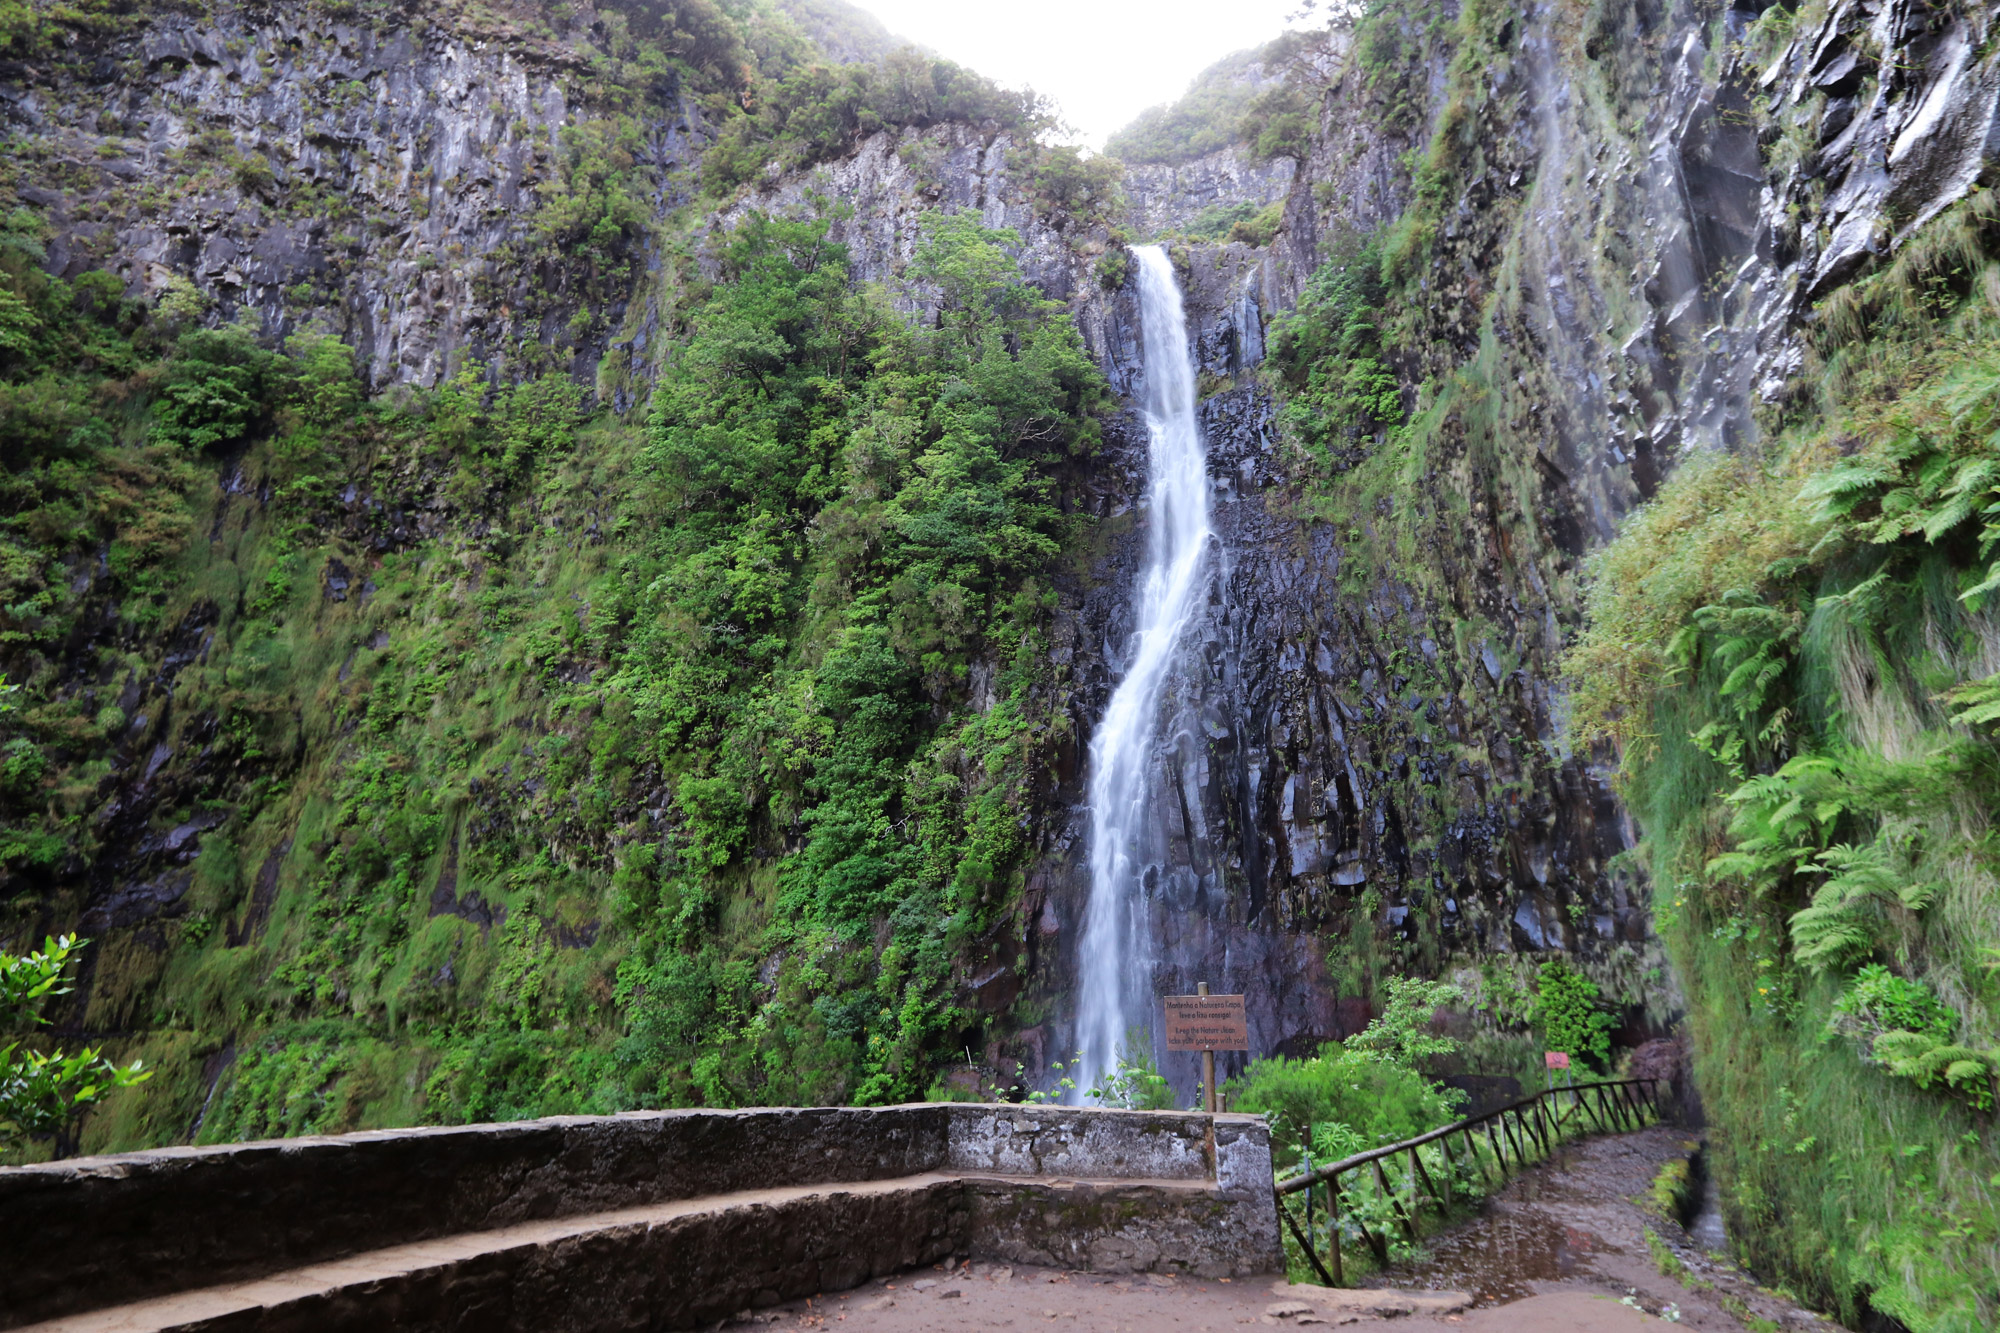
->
[999,0,2000,1102]
[0,3,701,388]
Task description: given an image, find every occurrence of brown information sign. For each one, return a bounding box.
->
[1164,993,1248,1051]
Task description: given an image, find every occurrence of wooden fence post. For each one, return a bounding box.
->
[1409,1145,1439,1212]
[1373,1157,1417,1243]
[1327,1176,1344,1286]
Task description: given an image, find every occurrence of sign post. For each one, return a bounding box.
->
[1545,1050,1572,1116]
[1165,984,1248,1114]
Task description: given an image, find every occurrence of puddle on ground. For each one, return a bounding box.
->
[1368,1205,1608,1306]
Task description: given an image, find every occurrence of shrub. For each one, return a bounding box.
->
[1534,959,1616,1070]
[1020,144,1123,230]
[1094,247,1131,291]
[151,326,277,452]
[1228,200,1285,247]
[1227,1044,1459,1168]
[1227,975,1465,1167]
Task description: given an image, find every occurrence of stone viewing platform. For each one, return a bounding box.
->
[0,1104,1280,1332]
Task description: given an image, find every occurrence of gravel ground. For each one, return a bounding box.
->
[732,1266,1662,1331]
[724,1127,1840,1332]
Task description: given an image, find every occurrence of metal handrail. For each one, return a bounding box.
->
[1269,1075,1666,1286]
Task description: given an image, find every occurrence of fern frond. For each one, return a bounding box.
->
[1816,568,1894,614]
[1941,672,2000,729]
[1799,460,1894,520]
[1957,558,2000,606]
[1920,458,2000,541]
[1789,903,1876,972]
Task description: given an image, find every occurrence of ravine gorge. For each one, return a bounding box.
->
[1,2,1997,1329]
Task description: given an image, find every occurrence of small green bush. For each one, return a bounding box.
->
[1094,248,1131,291]
[1534,959,1616,1070]
[1228,201,1285,247]
[1227,976,1465,1168]
[1228,1045,1459,1169]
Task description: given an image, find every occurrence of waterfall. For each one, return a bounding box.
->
[1072,245,1213,1101]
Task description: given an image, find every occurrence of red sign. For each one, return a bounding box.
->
[1545,1051,1572,1070]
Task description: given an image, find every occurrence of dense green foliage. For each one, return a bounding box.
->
[1533,959,1615,1070]
[0,197,1105,1153]
[1266,228,1403,465]
[1104,33,1312,166]
[0,0,1123,1163]
[1567,193,2000,1330]
[1227,976,1464,1169]
[605,210,1105,1105]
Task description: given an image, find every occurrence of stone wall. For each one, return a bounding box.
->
[0,1105,1279,1330]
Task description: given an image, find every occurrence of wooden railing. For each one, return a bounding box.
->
[1271,1076,1667,1286]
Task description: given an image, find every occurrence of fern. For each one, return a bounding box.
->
[1941,672,2000,729]
[1789,906,1879,973]
[1706,754,1848,895]
[1799,460,1894,522]
[1918,456,2000,542]
[1788,839,1938,973]
[1872,1030,1997,1112]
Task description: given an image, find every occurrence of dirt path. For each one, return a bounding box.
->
[1364,1126,1833,1332]
[731,1128,1837,1332]
[738,1268,1663,1331]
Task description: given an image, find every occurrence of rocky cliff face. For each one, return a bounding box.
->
[5,4,1999,1316]
[999,0,2000,1104]
[7,2,698,389]
[1120,147,1295,239]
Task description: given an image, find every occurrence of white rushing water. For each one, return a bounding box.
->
[1073,246,1213,1100]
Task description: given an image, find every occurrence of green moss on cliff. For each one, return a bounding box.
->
[1255,0,1661,1059]
[0,192,1106,1153]
[1567,193,2000,1331]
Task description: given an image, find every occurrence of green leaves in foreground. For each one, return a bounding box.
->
[0,1044,152,1150]
[1,934,151,1156]
[607,209,1106,1105]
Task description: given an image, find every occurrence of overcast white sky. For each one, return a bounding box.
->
[851,1,1315,148]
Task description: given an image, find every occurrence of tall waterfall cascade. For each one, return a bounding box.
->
[1072,246,1214,1101]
